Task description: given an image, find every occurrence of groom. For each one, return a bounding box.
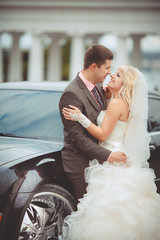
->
[59,44,126,201]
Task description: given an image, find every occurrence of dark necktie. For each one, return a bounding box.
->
[91,86,103,109]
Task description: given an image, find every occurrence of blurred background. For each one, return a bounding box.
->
[0,0,160,91]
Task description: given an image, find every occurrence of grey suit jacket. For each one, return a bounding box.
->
[59,74,111,174]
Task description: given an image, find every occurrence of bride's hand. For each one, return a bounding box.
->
[103,86,112,99]
[62,105,81,121]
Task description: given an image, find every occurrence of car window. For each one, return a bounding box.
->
[0,89,63,140]
[149,98,160,132]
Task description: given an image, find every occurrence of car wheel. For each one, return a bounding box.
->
[18,183,76,240]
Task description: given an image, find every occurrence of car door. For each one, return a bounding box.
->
[148,94,160,193]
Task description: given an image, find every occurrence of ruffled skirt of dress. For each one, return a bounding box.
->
[62,160,160,240]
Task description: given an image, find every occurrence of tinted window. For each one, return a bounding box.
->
[0,89,63,140]
[149,98,160,132]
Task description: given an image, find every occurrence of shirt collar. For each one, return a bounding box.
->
[79,71,95,92]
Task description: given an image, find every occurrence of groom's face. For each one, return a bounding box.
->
[94,59,112,83]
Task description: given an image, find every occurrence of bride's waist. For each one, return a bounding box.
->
[99,140,124,152]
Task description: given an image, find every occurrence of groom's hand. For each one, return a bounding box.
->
[107,151,127,164]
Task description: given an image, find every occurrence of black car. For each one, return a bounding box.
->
[148,91,160,193]
[0,82,160,240]
[0,82,76,240]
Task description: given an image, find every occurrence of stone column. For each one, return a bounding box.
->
[0,34,3,82]
[28,32,44,81]
[130,34,145,69]
[69,33,85,81]
[8,32,23,82]
[115,34,130,68]
[87,34,102,44]
[47,33,64,82]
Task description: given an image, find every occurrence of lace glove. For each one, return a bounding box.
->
[69,112,91,128]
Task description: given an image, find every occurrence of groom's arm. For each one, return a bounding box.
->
[59,91,111,163]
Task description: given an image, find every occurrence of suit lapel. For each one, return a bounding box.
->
[76,77,101,111]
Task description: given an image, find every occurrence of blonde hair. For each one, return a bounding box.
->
[118,65,138,108]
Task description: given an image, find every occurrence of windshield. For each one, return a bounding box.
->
[0,89,63,141]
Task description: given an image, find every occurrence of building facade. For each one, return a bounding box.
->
[0,0,160,85]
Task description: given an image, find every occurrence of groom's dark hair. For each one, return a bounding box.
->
[83,44,113,70]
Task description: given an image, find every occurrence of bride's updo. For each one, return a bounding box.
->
[118,65,138,108]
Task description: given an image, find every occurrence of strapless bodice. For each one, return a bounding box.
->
[97,111,127,152]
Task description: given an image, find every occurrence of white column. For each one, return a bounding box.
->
[8,32,22,82]
[69,34,85,81]
[28,32,44,81]
[131,34,145,69]
[87,34,102,44]
[115,34,129,68]
[47,33,63,82]
[0,34,3,82]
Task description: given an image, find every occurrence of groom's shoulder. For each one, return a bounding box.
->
[63,74,81,93]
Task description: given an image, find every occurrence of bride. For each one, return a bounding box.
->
[62,65,160,240]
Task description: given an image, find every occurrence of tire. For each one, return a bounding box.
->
[18,183,76,240]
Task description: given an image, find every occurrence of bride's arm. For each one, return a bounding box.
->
[62,99,122,142]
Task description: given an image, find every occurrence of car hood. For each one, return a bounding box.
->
[0,136,63,167]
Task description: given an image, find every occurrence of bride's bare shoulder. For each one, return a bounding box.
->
[107,98,126,108]
[105,98,128,115]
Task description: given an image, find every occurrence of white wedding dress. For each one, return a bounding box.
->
[63,111,160,240]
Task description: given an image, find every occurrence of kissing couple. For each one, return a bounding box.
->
[59,44,160,240]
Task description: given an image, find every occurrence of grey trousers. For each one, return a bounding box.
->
[66,172,87,202]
